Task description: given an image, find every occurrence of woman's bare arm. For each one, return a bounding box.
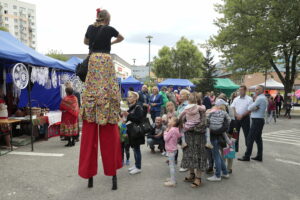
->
[111,34,124,45]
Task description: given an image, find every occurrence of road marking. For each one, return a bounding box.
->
[9,151,64,157]
[263,139,300,146]
[275,158,300,166]
[262,129,300,146]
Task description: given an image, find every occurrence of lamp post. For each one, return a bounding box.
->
[146,35,153,81]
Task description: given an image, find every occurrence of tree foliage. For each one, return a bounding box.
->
[195,50,217,93]
[0,26,9,32]
[210,0,300,100]
[152,37,204,79]
[46,50,68,61]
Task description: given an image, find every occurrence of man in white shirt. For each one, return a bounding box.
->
[230,85,253,152]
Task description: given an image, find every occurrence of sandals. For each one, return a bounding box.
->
[191,177,202,188]
[184,173,195,182]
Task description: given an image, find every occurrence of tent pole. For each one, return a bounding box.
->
[27,66,34,152]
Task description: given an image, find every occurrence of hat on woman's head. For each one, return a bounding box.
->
[215,98,228,106]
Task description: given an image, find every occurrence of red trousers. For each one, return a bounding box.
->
[78,120,122,178]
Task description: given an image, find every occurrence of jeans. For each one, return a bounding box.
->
[267,110,276,123]
[234,116,250,152]
[168,152,176,183]
[244,118,265,159]
[211,139,228,178]
[122,143,130,161]
[276,102,282,116]
[133,145,142,169]
[150,111,161,124]
[147,138,164,150]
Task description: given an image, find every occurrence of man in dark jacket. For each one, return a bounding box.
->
[203,92,212,109]
[138,85,150,118]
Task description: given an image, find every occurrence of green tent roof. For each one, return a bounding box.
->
[214,78,239,90]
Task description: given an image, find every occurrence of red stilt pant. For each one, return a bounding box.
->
[78,120,122,178]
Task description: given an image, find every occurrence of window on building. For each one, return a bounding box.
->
[32,41,35,44]
[14,25,18,29]
[4,3,8,7]
[13,5,17,9]
[4,10,8,14]
[14,19,18,23]
[5,24,9,28]
[14,12,18,16]
[5,17,8,21]
[15,32,19,36]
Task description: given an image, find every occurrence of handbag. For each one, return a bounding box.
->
[75,26,105,82]
[127,122,143,139]
[140,118,152,134]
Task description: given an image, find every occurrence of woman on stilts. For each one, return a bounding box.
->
[78,8,124,190]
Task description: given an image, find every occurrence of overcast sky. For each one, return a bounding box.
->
[24,0,222,65]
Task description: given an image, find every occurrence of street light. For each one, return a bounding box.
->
[146,35,153,81]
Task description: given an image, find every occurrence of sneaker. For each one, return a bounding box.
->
[165,178,171,182]
[164,181,176,187]
[207,175,221,182]
[126,160,130,166]
[179,168,188,172]
[128,166,136,171]
[221,173,230,179]
[129,168,142,175]
[205,143,213,149]
[161,151,167,156]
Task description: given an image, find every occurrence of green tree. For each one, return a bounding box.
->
[152,37,204,79]
[210,0,300,101]
[195,50,217,93]
[46,50,68,61]
[0,26,9,32]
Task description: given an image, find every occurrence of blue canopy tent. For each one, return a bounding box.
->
[0,31,75,71]
[66,56,83,66]
[158,78,195,90]
[0,30,76,111]
[121,76,143,97]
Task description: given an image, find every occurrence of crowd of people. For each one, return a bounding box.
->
[118,84,272,188]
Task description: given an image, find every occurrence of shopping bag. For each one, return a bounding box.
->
[223,143,236,159]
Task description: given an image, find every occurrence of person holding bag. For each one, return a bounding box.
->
[78,8,124,190]
[122,91,145,175]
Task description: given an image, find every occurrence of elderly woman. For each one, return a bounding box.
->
[79,9,124,190]
[123,91,145,175]
[150,86,163,123]
[181,91,207,188]
[60,87,79,147]
[175,89,190,172]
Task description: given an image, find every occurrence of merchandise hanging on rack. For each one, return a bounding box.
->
[12,63,29,90]
[51,69,58,88]
[70,75,83,93]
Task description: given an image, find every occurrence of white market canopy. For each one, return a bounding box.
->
[249,78,284,90]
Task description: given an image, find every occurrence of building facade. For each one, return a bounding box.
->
[130,65,149,82]
[63,53,132,79]
[0,0,36,49]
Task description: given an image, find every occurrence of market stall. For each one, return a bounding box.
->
[0,30,77,152]
[214,78,240,97]
[121,76,143,97]
[158,78,195,90]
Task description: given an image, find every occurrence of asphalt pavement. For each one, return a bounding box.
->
[0,116,299,200]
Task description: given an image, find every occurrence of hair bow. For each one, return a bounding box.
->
[96,8,101,17]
